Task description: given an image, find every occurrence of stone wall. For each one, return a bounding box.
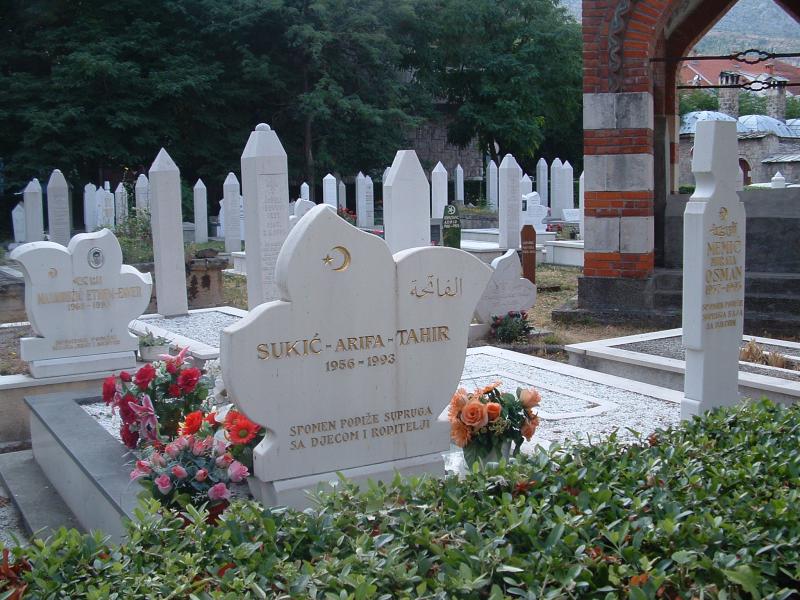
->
[411,120,483,180]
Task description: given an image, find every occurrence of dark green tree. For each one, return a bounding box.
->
[678,89,719,115]
[402,0,582,172]
[785,95,800,120]
[739,91,767,116]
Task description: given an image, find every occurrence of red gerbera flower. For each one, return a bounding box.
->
[181,411,203,435]
[224,411,261,445]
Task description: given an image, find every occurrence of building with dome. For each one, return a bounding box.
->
[678,69,800,186]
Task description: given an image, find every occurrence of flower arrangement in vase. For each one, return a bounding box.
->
[449,382,541,467]
[103,347,209,446]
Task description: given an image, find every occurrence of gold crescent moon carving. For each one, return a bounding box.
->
[331,246,351,272]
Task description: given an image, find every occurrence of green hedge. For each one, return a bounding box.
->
[7,400,800,598]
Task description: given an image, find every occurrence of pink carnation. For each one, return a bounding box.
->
[208,482,231,501]
[155,474,172,495]
[227,460,249,483]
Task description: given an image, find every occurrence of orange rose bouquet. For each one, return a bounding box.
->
[449,382,541,466]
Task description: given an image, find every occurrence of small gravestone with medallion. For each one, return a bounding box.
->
[222,204,491,507]
[442,204,462,249]
[10,229,152,378]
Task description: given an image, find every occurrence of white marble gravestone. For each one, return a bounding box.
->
[94,187,109,228]
[300,182,310,202]
[487,160,498,210]
[520,174,533,196]
[498,154,522,250]
[194,179,208,244]
[12,203,25,243]
[455,164,464,205]
[771,172,786,189]
[24,179,44,243]
[431,162,448,221]
[536,157,549,207]
[323,174,337,209]
[46,169,71,246]
[383,150,431,253]
[83,183,97,233]
[103,187,115,228]
[135,174,149,211]
[289,198,315,231]
[239,195,245,241]
[524,195,548,233]
[149,148,188,317]
[549,158,564,219]
[10,229,152,378]
[338,180,346,211]
[221,204,491,506]
[682,120,745,419]
[364,176,375,228]
[562,208,581,222]
[474,249,537,324]
[561,161,575,219]
[240,123,290,308]
[223,173,241,253]
[114,183,128,226]
[355,172,367,227]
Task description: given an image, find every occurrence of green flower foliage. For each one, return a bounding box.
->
[7,399,800,598]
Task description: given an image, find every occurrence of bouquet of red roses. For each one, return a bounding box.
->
[103,347,209,448]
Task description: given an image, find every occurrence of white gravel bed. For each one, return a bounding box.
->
[141,311,242,349]
[0,479,26,547]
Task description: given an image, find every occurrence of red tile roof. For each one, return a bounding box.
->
[680,58,800,86]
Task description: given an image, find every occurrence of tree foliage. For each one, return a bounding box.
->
[0,0,582,215]
[738,91,768,116]
[678,90,719,115]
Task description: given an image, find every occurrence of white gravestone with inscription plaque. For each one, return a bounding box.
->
[682,120,746,419]
[10,229,152,378]
[474,249,537,324]
[221,205,491,507]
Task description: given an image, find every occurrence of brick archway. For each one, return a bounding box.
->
[580,0,800,311]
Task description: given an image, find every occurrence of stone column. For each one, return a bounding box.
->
[498,154,522,250]
[431,162,448,220]
[23,179,44,242]
[194,179,208,243]
[46,169,71,246]
[455,164,464,206]
[223,172,241,253]
[562,160,574,219]
[84,183,97,233]
[135,174,149,211]
[149,148,188,316]
[114,183,128,226]
[383,150,430,252]
[322,174,337,209]
[240,123,290,308]
[536,157,549,207]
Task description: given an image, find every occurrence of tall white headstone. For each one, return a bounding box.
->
[46,169,71,246]
[536,157,549,207]
[240,123,290,308]
[578,171,585,239]
[221,205,491,506]
[223,172,241,253]
[770,172,786,189]
[135,174,149,211]
[355,172,367,227]
[338,180,347,211]
[682,120,745,419]
[383,150,430,253]
[455,164,464,205]
[550,158,563,218]
[114,183,128,226]
[24,179,44,242]
[104,187,115,227]
[322,174,337,209]
[12,203,25,243]
[10,229,152,377]
[558,161,575,220]
[520,174,533,196]
[524,195,548,234]
[149,148,188,317]
[300,182,310,202]
[94,187,109,227]
[194,179,208,244]
[431,162,448,220]
[239,195,245,241]
[498,155,522,250]
[83,183,97,233]
[365,176,375,228]
[487,160,498,210]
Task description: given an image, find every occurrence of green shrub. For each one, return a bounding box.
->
[6,400,800,597]
[490,311,532,343]
[111,209,154,264]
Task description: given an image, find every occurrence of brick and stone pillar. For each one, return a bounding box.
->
[718,72,740,119]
